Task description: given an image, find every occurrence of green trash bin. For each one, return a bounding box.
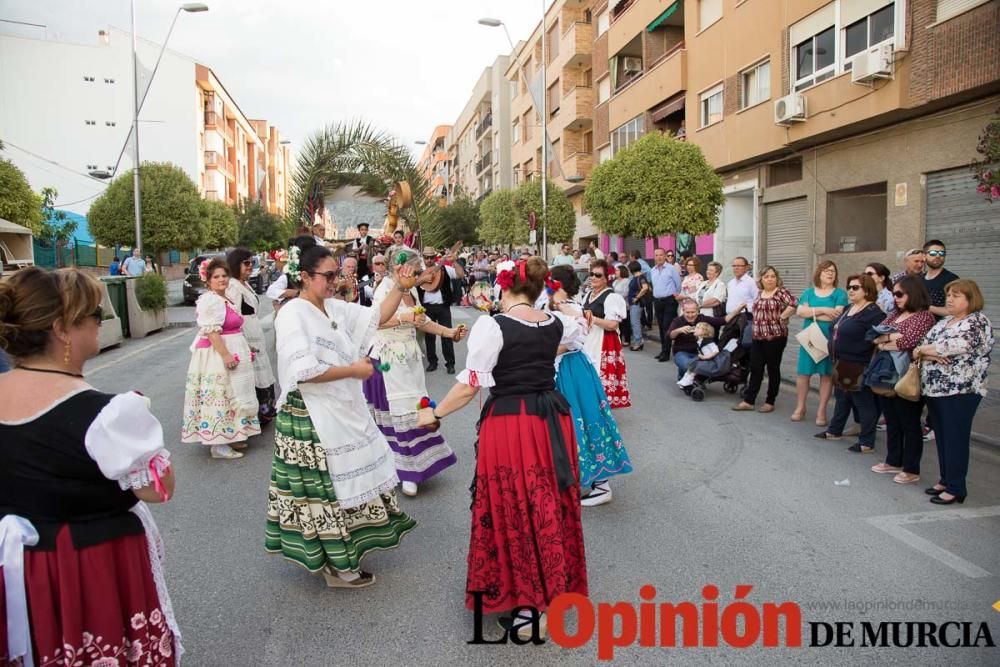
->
[102,276,130,338]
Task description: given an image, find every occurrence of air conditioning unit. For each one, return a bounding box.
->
[774,93,807,125]
[851,43,894,84]
[623,57,642,74]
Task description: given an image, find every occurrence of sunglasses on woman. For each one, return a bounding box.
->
[241,260,253,266]
[893,290,907,298]
[846,284,862,291]
[306,270,338,281]
[88,306,104,324]
[590,272,605,278]
[864,271,877,277]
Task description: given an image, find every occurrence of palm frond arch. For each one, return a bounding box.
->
[287,120,432,235]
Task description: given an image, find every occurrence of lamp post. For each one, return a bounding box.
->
[128,1,208,253]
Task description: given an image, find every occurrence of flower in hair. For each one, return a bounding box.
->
[495,269,515,291]
[198,259,210,282]
[544,274,562,295]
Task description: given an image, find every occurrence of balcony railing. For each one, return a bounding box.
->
[474,112,493,140]
[204,189,221,201]
[223,124,235,145]
[204,151,231,178]
[204,110,218,127]
[475,152,492,174]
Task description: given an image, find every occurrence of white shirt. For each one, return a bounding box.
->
[265,273,291,302]
[696,278,728,317]
[726,274,759,315]
[421,265,457,305]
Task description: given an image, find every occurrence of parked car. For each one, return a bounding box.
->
[182,252,226,305]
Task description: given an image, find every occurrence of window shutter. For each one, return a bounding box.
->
[936,0,985,22]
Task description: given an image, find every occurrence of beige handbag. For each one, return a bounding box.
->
[795,307,830,363]
[894,358,922,402]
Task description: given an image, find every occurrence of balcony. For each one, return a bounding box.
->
[609,47,686,130]
[223,124,235,146]
[204,110,218,127]
[609,0,681,54]
[561,151,593,186]
[559,20,593,67]
[554,85,593,134]
[204,151,231,178]
[204,189,221,201]
[474,112,493,140]
[475,152,493,174]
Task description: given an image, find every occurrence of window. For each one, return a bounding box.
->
[82,76,95,82]
[599,145,612,163]
[699,84,723,127]
[611,115,644,155]
[698,0,723,30]
[85,120,96,126]
[583,69,593,87]
[510,78,518,100]
[104,121,118,127]
[937,0,990,23]
[549,80,560,117]
[826,182,888,252]
[597,10,609,35]
[844,4,894,69]
[598,77,611,103]
[582,131,593,154]
[767,157,803,186]
[512,119,520,144]
[523,111,533,140]
[548,23,559,63]
[740,59,770,109]
[794,26,835,90]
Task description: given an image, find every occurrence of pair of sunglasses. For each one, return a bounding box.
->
[893,290,907,298]
[88,306,104,324]
[926,250,946,257]
[847,284,863,291]
[590,272,605,278]
[306,270,338,281]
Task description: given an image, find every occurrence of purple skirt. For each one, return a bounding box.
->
[362,359,457,484]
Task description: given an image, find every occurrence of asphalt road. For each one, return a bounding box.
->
[83,304,1000,666]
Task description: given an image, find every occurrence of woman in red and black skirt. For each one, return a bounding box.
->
[417,257,588,638]
[582,259,631,408]
[0,268,180,666]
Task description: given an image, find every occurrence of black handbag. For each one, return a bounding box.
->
[833,359,866,391]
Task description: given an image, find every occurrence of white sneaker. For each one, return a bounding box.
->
[922,426,935,442]
[401,481,418,497]
[581,481,612,507]
[211,444,243,459]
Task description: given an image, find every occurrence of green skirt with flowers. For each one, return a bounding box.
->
[265,391,416,574]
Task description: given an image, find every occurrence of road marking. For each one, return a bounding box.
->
[866,505,1000,579]
[86,329,191,375]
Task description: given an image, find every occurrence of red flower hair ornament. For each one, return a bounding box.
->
[544,274,562,295]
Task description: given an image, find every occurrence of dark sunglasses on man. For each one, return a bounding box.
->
[590,272,605,279]
[925,250,946,257]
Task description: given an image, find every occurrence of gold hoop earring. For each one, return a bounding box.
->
[64,340,72,365]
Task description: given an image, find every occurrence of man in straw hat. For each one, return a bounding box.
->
[417,245,465,374]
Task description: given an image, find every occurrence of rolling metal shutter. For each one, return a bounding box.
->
[764,197,812,379]
[622,236,647,260]
[926,166,1000,337]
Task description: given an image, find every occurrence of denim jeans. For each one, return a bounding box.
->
[0,349,9,373]
[829,386,877,446]
[629,304,644,345]
[925,394,982,497]
[673,351,697,381]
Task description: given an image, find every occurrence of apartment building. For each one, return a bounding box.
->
[506,0,597,249]
[595,0,999,315]
[0,27,291,219]
[417,125,452,202]
[445,55,513,202]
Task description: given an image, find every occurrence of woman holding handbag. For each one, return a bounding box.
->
[913,279,994,505]
[792,261,848,425]
[814,274,885,452]
[869,277,935,483]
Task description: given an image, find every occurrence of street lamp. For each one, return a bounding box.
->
[128,1,208,253]
[480,10,550,261]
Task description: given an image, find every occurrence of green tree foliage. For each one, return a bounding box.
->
[201,199,237,249]
[0,157,43,233]
[512,178,576,245]
[422,195,480,248]
[234,198,285,250]
[88,162,205,253]
[39,187,78,245]
[134,272,167,311]
[478,189,519,246]
[584,133,723,238]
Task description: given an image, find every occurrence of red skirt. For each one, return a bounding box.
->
[0,526,177,667]
[600,331,631,409]
[466,407,588,614]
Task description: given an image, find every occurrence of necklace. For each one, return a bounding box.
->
[504,302,532,313]
[19,366,84,378]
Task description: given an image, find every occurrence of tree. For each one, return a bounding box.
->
[512,178,576,245]
[234,198,284,250]
[422,195,480,248]
[0,157,43,233]
[584,132,723,238]
[88,162,205,254]
[39,187,78,246]
[478,189,519,246]
[201,199,237,249]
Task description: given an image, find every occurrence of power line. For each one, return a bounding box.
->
[1,140,113,185]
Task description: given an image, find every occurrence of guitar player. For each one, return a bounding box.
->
[417,244,465,374]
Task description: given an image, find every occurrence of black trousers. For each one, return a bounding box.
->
[653,297,676,358]
[423,302,454,366]
[642,299,653,328]
[882,395,924,474]
[744,337,787,405]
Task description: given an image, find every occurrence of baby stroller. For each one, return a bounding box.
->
[683,314,752,402]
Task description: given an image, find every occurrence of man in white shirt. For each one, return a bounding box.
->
[588,241,605,261]
[312,223,327,247]
[553,244,574,266]
[726,256,759,315]
[417,246,465,374]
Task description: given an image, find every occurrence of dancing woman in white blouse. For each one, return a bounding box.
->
[226,248,278,423]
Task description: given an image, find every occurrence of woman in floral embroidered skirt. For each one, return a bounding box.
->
[417,257,588,638]
[266,247,419,589]
[582,259,631,408]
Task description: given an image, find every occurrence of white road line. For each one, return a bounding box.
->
[866,506,1000,579]
[86,329,192,375]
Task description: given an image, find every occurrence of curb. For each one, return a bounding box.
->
[166,321,197,329]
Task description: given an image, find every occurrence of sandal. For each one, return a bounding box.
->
[871,462,902,474]
[815,417,828,427]
[211,445,243,460]
[790,411,804,422]
[758,404,775,413]
[893,472,920,484]
[731,402,755,411]
[322,569,375,589]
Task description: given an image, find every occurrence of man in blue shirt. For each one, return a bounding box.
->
[109,256,121,276]
[650,248,681,361]
[121,248,146,276]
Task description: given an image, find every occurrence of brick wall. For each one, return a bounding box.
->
[781,28,790,97]
[594,32,609,79]
[908,0,1000,106]
[595,101,610,147]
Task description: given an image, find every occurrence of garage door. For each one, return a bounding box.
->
[926,167,1000,335]
[764,197,812,380]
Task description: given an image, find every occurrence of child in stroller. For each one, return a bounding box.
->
[679,315,752,401]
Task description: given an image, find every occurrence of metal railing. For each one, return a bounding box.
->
[474,113,493,140]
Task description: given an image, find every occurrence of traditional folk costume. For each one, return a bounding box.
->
[551,309,633,497]
[458,311,588,614]
[362,279,456,485]
[181,292,261,446]
[582,287,632,408]
[226,278,277,423]
[0,390,181,666]
[266,298,415,576]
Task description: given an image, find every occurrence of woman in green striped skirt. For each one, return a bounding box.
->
[265,246,420,588]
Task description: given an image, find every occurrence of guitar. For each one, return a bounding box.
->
[421,241,464,292]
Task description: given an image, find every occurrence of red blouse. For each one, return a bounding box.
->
[751,288,797,340]
[882,310,936,351]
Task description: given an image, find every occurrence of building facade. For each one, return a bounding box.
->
[417,124,452,202]
[0,27,291,219]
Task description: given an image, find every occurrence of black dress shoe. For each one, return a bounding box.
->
[924,486,945,496]
[929,493,965,505]
[425,362,438,372]
[445,364,455,375]
[658,355,670,362]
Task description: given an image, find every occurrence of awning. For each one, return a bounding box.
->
[651,93,686,123]
[0,218,33,235]
[647,1,680,32]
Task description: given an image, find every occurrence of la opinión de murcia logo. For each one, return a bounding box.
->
[469,585,997,660]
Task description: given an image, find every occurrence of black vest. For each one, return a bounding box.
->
[583,288,612,319]
[490,313,563,396]
[418,266,454,304]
